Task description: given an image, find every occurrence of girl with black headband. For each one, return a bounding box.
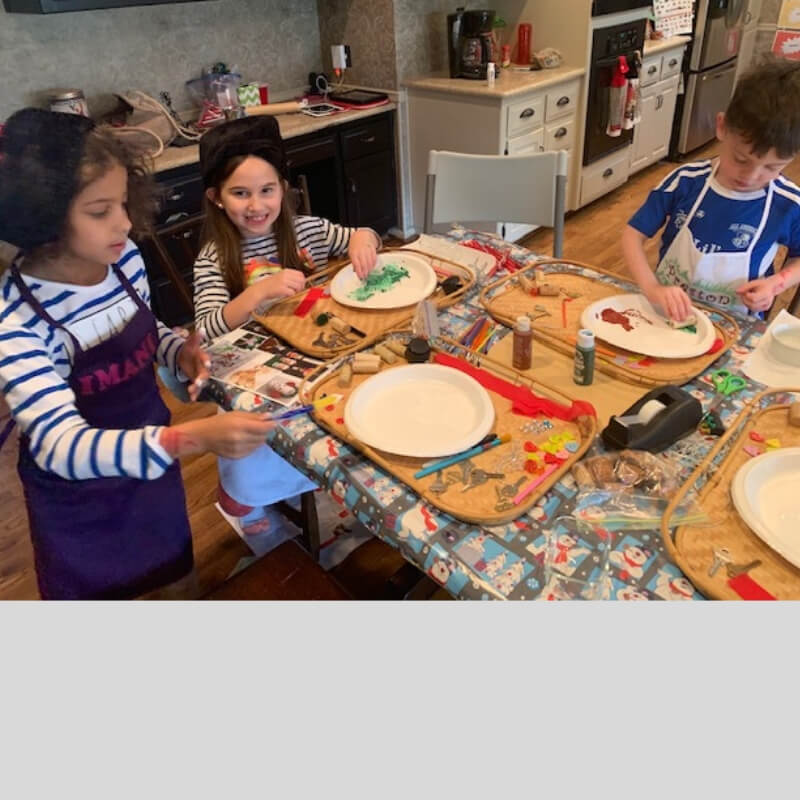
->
[193,116,381,536]
[0,109,275,599]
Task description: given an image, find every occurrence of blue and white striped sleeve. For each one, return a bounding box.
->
[0,323,174,481]
[193,243,232,338]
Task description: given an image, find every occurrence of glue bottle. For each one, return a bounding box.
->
[487,62,496,87]
[512,315,532,370]
[573,329,595,386]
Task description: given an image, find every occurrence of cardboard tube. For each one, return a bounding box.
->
[385,340,407,356]
[330,317,351,335]
[244,101,305,116]
[374,344,397,364]
[352,360,380,374]
[337,363,353,388]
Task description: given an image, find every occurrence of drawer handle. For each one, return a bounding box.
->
[648,66,657,75]
[603,168,614,178]
[520,108,535,119]
[554,127,568,138]
[168,192,184,202]
[556,96,570,106]
[360,135,376,144]
[668,58,678,67]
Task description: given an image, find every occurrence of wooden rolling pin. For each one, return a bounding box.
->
[244,101,306,116]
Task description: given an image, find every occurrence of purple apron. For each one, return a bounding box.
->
[11,263,193,600]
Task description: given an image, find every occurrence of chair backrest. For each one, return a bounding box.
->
[424,149,568,257]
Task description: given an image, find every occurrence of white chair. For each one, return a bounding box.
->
[423,149,568,258]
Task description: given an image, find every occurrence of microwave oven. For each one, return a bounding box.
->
[591,0,651,15]
[3,0,212,12]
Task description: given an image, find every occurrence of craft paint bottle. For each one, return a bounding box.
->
[512,315,532,371]
[573,329,595,386]
[487,62,496,87]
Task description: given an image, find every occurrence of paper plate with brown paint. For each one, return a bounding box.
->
[580,294,716,359]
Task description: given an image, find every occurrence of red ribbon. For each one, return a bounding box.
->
[293,287,326,318]
[433,353,596,420]
[728,574,776,600]
[462,239,525,273]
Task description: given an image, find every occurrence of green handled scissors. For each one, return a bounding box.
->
[710,369,747,396]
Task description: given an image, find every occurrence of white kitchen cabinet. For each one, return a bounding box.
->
[630,76,679,173]
[405,70,583,240]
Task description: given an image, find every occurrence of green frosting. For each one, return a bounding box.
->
[349,263,410,302]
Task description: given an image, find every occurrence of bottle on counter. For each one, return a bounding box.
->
[487,62,496,87]
[512,315,532,371]
[573,329,595,386]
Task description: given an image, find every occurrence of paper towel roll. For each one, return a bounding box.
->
[615,399,666,428]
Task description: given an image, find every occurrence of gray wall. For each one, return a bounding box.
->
[393,0,453,83]
[0,0,322,121]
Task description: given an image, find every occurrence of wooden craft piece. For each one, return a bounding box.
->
[789,402,800,427]
[661,390,800,600]
[373,344,397,364]
[300,334,597,524]
[480,257,740,387]
[252,248,475,359]
[338,363,353,387]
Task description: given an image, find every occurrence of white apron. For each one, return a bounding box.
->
[655,163,773,317]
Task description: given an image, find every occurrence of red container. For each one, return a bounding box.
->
[517,23,532,65]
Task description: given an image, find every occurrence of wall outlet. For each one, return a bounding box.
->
[331,44,352,70]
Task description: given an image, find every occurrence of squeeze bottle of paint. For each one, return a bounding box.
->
[512,315,532,371]
[573,328,595,386]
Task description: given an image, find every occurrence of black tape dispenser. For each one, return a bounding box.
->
[602,385,703,453]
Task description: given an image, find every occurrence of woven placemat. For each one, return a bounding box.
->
[480,258,740,387]
[661,390,800,600]
[252,248,475,359]
[299,334,598,525]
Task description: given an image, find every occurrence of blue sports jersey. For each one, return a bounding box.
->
[628,160,800,282]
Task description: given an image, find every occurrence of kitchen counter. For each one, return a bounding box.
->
[403,65,585,99]
[152,102,397,173]
[643,34,691,56]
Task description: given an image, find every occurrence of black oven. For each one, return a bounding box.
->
[582,19,647,166]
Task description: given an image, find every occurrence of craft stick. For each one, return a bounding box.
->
[465,317,490,349]
[473,323,495,352]
[512,463,559,505]
[269,404,314,422]
[460,318,483,346]
[414,434,511,480]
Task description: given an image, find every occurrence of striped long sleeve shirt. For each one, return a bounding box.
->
[0,241,184,481]
[193,215,361,338]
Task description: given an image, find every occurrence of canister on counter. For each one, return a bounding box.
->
[48,89,89,117]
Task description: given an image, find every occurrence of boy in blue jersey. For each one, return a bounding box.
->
[622,59,800,320]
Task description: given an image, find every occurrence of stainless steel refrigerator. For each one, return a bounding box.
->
[670,0,747,158]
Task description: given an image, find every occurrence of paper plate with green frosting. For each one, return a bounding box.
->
[330,252,437,310]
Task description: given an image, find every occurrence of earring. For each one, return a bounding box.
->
[216,202,224,209]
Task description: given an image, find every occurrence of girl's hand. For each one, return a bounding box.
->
[259,268,307,300]
[160,412,275,459]
[644,284,693,322]
[736,276,778,314]
[177,330,211,402]
[349,230,380,280]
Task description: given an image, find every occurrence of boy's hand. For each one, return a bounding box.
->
[736,277,778,313]
[161,412,275,459]
[644,284,693,322]
[259,268,307,300]
[349,230,379,280]
[177,330,211,402]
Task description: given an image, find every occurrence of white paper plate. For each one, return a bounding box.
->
[580,294,716,359]
[330,252,437,310]
[731,447,800,568]
[343,364,495,458]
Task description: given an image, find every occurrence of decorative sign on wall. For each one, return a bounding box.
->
[778,0,800,29]
[772,29,800,60]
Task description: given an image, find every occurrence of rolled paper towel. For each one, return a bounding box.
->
[244,100,306,116]
[614,399,666,428]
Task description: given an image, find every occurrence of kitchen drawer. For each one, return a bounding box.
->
[340,116,392,161]
[506,93,545,138]
[155,173,204,227]
[580,151,629,207]
[506,127,544,154]
[641,54,662,87]
[544,116,576,152]
[641,73,680,99]
[660,49,684,80]
[545,80,579,122]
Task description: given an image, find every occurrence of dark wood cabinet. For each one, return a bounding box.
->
[140,110,397,329]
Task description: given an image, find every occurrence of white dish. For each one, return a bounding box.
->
[580,294,716,359]
[731,447,800,568]
[343,364,495,458]
[768,323,800,367]
[330,252,437,310]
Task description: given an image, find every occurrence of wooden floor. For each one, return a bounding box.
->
[2,142,798,600]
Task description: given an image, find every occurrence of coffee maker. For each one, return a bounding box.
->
[447,8,495,80]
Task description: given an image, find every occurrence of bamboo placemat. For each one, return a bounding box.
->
[299,334,598,525]
[252,248,475,359]
[480,258,741,387]
[661,390,800,600]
